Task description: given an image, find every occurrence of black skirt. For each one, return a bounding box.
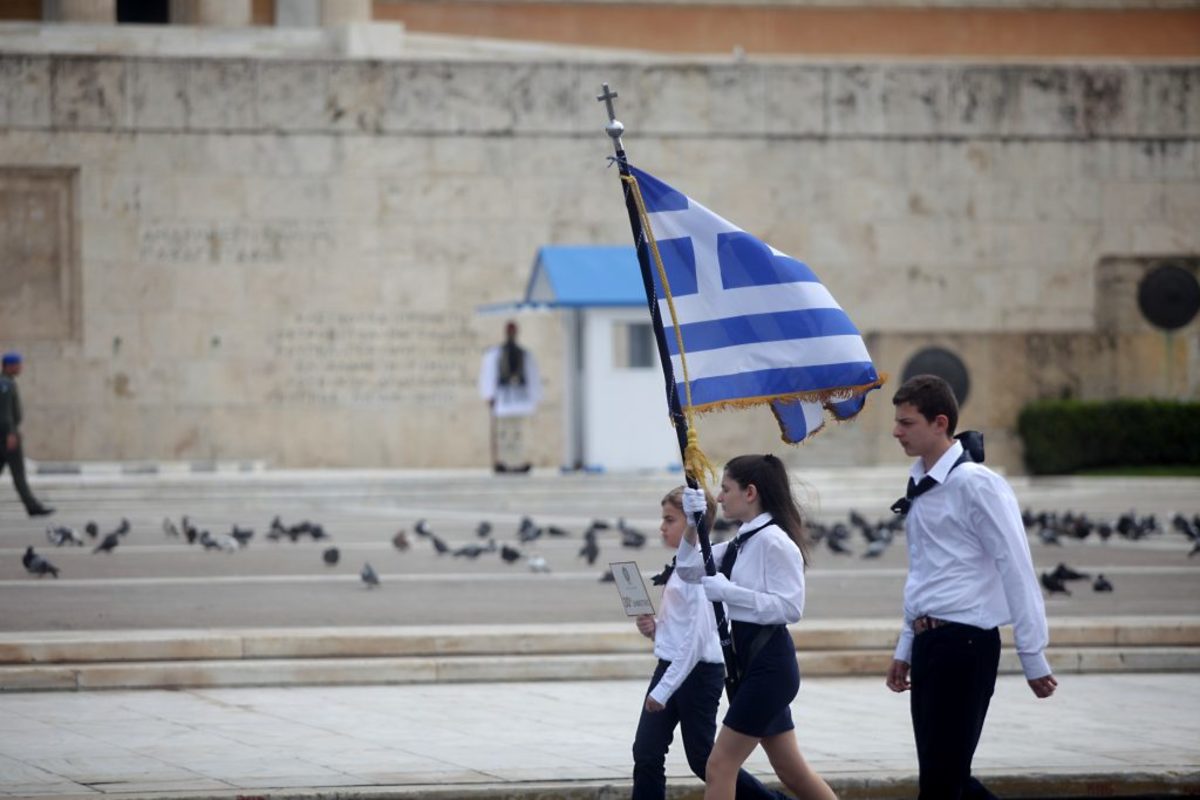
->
[722,621,799,737]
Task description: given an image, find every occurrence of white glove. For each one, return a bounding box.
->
[702,573,735,602]
[682,487,707,517]
[702,573,756,607]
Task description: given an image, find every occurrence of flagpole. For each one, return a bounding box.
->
[597,84,740,699]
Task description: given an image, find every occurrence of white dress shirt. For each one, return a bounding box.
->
[647,563,725,705]
[675,513,806,625]
[893,440,1052,679]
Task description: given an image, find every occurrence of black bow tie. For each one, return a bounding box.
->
[651,559,675,586]
[890,475,938,516]
[890,431,985,516]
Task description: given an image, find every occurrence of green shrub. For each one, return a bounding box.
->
[1017,399,1200,475]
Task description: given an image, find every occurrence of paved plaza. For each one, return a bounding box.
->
[1,468,1198,798]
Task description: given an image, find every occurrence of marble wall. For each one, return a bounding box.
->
[0,52,1197,470]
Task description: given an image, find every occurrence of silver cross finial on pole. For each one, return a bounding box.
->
[597,83,625,152]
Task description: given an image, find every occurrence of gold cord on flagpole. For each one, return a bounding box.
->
[623,172,719,489]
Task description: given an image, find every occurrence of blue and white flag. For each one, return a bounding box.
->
[628,165,883,443]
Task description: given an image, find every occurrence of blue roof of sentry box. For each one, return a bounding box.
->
[477,245,646,314]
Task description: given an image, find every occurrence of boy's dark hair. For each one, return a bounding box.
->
[892,374,959,435]
[723,454,811,567]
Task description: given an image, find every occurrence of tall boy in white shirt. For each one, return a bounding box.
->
[885,374,1057,799]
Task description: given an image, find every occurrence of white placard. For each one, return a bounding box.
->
[609,561,654,616]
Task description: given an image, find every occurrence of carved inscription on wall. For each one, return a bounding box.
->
[0,168,78,340]
[268,311,477,406]
[139,221,335,265]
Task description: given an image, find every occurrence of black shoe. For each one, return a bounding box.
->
[513,463,532,474]
[493,463,508,474]
[29,506,55,517]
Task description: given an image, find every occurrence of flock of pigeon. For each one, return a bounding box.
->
[20,507,1200,599]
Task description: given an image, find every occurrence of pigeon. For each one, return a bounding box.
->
[1051,562,1090,582]
[429,533,450,555]
[109,518,131,536]
[453,542,494,558]
[500,544,522,564]
[1040,571,1071,595]
[391,529,410,551]
[1093,574,1114,592]
[599,569,615,582]
[22,546,59,578]
[476,521,492,539]
[360,562,380,588]
[182,516,199,545]
[618,519,647,548]
[229,526,254,547]
[518,517,543,543]
[414,519,432,538]
[590,519,611,530]
[267,515,287,541]
[46,526,84,547]
[862,536,891,559]
[323,547,340,565]
[308,523,329,541]
[93,531,121,554]
[84,521,99,539]
[545,525,571,538]
[577,531,600,566]
[1038,527,1062,546]
[163,518,181,538]
[527,555,550,573]
[1191,541,1200,559]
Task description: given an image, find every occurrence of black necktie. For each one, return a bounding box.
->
[719,521,771,578]
[890,431,984,516]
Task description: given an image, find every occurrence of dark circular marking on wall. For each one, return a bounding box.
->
[901,347,970,406]
[1138,264,1200,331]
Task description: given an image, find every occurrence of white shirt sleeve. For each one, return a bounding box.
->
[648,583,706,705]
[968,471,1052,680]
[477,347,498,402]
[893,622,915,664]
[674,534,728,577]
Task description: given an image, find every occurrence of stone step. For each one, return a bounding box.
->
[1,616,1197,665]
[1,617,1196,691]
[3,646,1199,692]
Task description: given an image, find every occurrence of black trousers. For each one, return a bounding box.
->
[1,438,43,514]
[632,659,785,800]
[910,623,1001,800]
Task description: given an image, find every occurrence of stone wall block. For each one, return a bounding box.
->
[880,67,949,136]
[764,65,825,136]
[706,64,768,136]
[1071,65,1136,137]
[1136,67,1200,137]
[943,67,1012,137]
[382,62,485,134]
[0,57,52,129]
[186,60,257,131]
[325,61,389,134]
[828,65,885,136]
[256,60,329,132]
[503,62,589,134]
[635,65,710,135]
[1008,67,1086,138]
[130,59,190,130]
[51,57,128,130]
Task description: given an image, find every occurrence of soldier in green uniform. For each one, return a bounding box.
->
[1,352,54,517]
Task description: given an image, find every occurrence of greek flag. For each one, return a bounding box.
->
[629,165,883,443]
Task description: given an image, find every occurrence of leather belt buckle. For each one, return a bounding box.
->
[913,615,948,635]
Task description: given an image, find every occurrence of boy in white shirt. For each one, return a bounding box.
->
[886,374,1057,798]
